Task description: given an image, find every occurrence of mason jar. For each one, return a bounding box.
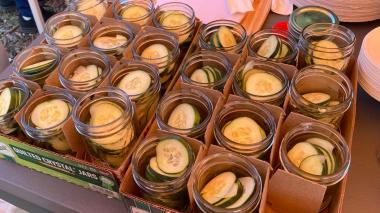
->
[288,6,339,41]
[233,60,289,106]
[58,48,111,92]
[199,19,247,54]
[298,23,356,72]
[247,29,298,65]
[113,0,154,26]
[89,21,135,59]
[279,122,350,211]
[132,29,180,85]
[45,11,90,50]
[156,89,213,139]
[72,87,136,168]
[20,91,76,154]
[213,101,276,160]
[288,65,353,128]
[131,134,195,211]
[70,0,107,21]
[12,45,61,86]
[191,152,263,213]
[180,50,232,90]
[0,79,31,135]
[109,59,160,132]
[153,2,196,46]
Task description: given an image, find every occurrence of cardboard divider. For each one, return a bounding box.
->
[119,129,207,213]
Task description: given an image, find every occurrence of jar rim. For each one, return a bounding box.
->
[289,6,339,32]
[72,0,106,12]
[89,23,135,51]
[153,2,195,30]
[113,0,154,21]
[0,79,31,119]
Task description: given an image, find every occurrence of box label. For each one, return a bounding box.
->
[124,197,166,213]
[0,136,120,199]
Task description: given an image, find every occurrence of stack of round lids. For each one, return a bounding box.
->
[291,0,380,22]
[357,27,380,101]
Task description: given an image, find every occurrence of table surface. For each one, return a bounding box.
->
[0,12,379,213]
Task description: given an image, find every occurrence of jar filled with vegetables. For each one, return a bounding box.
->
[132,134,195,211]
[45,12,90,50]
[153,2,196,47]
[299,23,356,73]
[132,29,180,85]
[113,0,154,26]
[180,50,232,91]
[72,87,135,168]
[199,20,247,54]
[58,48,110,92]
[247,29,298,65]
[280,122,350,211]
[156,89,213,139]
[71,0,107,21]
[89,21,134,59]
[288,65,353,128]
[13,45,61,86]
[20,91,76,154]
[214,101,276,160]
[191,152,262,212]
[233,60,289,106]
[109,60,160,132]
[0,79,31,135]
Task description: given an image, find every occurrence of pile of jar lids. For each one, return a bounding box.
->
[357,27,380,101]
[291,0,380,22]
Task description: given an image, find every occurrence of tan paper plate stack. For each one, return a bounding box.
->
[291,0,380,22]
[357,27,380,101]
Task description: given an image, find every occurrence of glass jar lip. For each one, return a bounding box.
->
[89,24,135,51]
[290,6,339,32]
[58,48,110,84]
[20,91,76,132]
[72,0,106,12]
[153,2,195,30]
[156,89,213,132]
[290,65,353,113]
[113,0,154,21]
[0,79,31,118]
[72,87,133,129]
[279,122,351,184]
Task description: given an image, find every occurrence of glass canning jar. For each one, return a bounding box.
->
[131,134,195,211]
[233,60,289,106]
[58,48,111,92]
[298,23,356,72]
[247,29,298,65]
[279,122,350,211]
[70,0,107,21]
[45,11,90,50]
[288,65,353,128]
[72,87,136,168]
[0,79,31,135]
[113,0,154,26]
[109,59,160,132]
[132,29,180,85]
[153,2,196,46]
[199,19,247,54]
[180,50,232,90]
[89,21,135,59]
[12,45,60,86]
[288,6,339,41]
[156,89,213,139]
[191,153,263,213]
[20,91,76,154]
[213,101,276,160]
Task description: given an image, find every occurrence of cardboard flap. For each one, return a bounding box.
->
[204,97,225,147]
[267,169,326,213]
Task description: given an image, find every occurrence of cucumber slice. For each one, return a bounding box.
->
[201,171,237,204]
[279,44,290,58]
[313,145,335,174]
[273,38,283,59]
[328,101,340,106]
[161,12,189,27]
[122,5,148,19]
[243,70,283,96]
[306,138,335,154]
[211,32,222,48]
[203,67,215,83]
[299,155,327,175]
[70,65,101,82]
[257,35,280,58]
[117,70,151,96]
[156,138,190,174]
[93,35,128,49]
[148,157,185,180]
[53,25,83,47]
[167,103,200,129]
[227,177,256,209]
[302,92,331,105]
[190,68,209,84]
[287,142,319,167]
[31,99,70,129]
[145,165,162,182]
[215,180,243,207]
[218,26,237,48]
[312,40,345,70]
[212,67,222,81]
[141,44,169,74]
[0,88,18,116]
[89,101,123,126]
[222,117,266,144]
[21,59,56,74]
